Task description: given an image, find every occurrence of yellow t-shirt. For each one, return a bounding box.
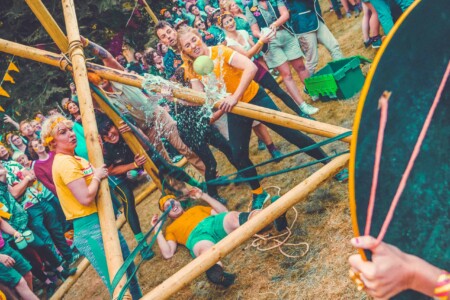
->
[184,45,260,103]
[165,206,213,246]
[53,154,98,220]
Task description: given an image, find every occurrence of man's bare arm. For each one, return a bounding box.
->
[81,36,124,71]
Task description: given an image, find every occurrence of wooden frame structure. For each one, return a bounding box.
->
[0,1,351,299]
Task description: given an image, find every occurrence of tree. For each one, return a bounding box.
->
[0,0,163,120]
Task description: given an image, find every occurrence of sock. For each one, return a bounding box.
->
[266,143,276,152]
[238,212,250,225]
[252,187,263,195]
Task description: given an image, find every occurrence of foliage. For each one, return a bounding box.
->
[0,0,165,120]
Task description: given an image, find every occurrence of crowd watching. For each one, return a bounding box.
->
[2,0,438,299]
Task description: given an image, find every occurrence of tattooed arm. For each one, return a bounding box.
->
[80,36,124,71]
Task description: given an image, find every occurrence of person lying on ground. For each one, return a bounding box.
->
[151,187,288,287]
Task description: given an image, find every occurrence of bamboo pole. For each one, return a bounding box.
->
[50,183,157,300]
[24,0,69,52]
[140,0,159,24]
[0,39,351,143]
[91,90,162,190]
[61,1,130,298]
[142,154,350,300]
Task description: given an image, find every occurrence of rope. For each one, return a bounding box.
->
[208,131,352,186]
[112,202,173,300]
[246,186,309,258]
[365,61,450,247]
[209,150,349,186]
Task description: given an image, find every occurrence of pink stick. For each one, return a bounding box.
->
[364,92,390,236]
[374,61,450,247]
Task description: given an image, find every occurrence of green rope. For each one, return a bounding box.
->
[111,202,172,300]
[207,131,352,186]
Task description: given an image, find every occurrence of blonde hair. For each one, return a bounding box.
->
[220,0,242,15]
[176,26,205,78]
[40,115,74,149]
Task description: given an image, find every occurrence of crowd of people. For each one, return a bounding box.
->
[1,0,444,299]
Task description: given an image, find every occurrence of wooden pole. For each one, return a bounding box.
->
[23,0,165,188]
[91,90,162,190]
[139,0,159,24]
[24,0,69,52]
[0,39,351,143]
[50,183,157,300]
[142,154,350,300]
[60,1,130,298]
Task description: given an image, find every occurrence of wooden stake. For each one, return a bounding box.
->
[25,0,69,52]
[91,90,162,190]
[50,183,157,300]
[0,39,351,143]
[141,154,350,300]
[139,0,159,24]
[60,1,130,298]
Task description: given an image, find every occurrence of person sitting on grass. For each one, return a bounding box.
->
[0,216,38,300]
[151,187,288,287]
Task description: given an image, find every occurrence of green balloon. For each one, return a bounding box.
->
[193,55,214,75]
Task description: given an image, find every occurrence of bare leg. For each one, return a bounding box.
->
[367,2,380,37]
[362,3,371,41]
[23,271,33,290]
[276,62,305,106]
[290,58,310,84]
[252,123,273,146]
[14,277,39,300]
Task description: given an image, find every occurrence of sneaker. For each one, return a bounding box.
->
[140,245,155,261]
[269,148,284,162]
[257,139,266,151]
[334,168,349,183]
[353,7,360,17]
[371,36,382,49]
[364,39,372,48]
[346,12,352,18]
[299,102,319,115]
[46,282,57,298]
[298,111,315,120]
[63,252,81,269]
[206,264,236,288]
[251,191,270,210]
[172,155,184,164]
[271,196,288,231]
[58,267,77,280]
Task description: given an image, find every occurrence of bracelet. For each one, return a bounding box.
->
[82,38,90,47]
[257,40,264,47]
[133,162,139,168]
[92,176,101,183]
[434,272,450,300]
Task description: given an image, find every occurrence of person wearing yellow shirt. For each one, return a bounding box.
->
[40,115,143,299]
[151,187,288,287]
[178,26,345,210]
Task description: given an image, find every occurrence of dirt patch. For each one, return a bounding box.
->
[63,2,378,299]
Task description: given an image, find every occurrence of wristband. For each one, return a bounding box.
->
[257,40,264,47]
[92,176,101,183]
[82,38,90,47]
[434,272,450,300]
[133,162,139,168]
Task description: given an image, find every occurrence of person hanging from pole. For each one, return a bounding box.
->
[177,26,349,209]
[79,36,208,177]
[151,187,288,287]
[40,115,143,299]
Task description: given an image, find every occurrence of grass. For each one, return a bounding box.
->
[63,1,378,299]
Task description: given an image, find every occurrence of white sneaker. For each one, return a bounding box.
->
[300,102,319,115]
